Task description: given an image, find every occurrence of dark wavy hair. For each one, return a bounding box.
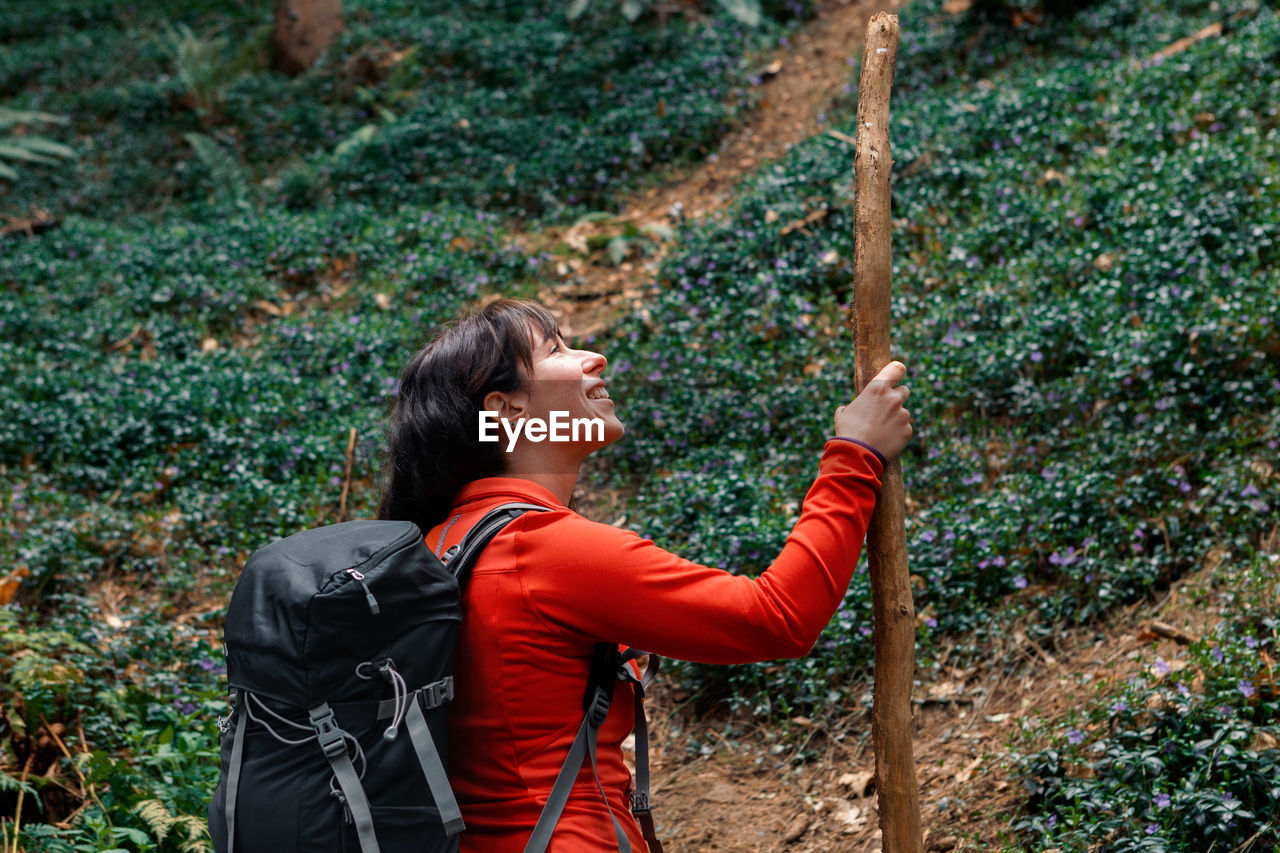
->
[378,298,560,533]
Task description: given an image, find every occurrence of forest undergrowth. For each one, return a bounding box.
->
[1,0,1277,849]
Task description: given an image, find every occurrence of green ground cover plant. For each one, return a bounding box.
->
[0,204,540,849]
[1012,552,1280,850]
[0,0,783,222]
[595,0,1280,716]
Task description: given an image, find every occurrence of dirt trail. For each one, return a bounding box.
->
[642,551,1249,852]
[537,0,908,342]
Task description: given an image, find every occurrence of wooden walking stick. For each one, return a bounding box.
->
[850,12,923,853]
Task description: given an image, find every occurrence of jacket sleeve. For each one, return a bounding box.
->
[514,439,884,664]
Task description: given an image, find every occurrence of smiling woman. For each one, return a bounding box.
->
[378,297,913,852]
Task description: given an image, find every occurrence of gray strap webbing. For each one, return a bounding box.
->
[621,653,663,853]
[310,703,379,853]
[522,715,631,853]
[225,708,247,853]
[586,720,633,853]
[376,677,454,719]
[405,697,465,835]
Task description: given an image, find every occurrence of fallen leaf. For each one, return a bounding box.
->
[954,755,983,784]
[838,770,875,798]
[1252,731,1279,751]
[830,801,866,834]
[783,814,809,842]
[702,783,739,804]
[781,209,829,235]
[0,566,31,605]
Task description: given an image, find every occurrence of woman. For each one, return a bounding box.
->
[380,298,912,852]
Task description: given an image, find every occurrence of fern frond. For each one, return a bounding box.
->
[184,132,251,210]
[0,104,75,182]
[174,815,214,853]
[0,767,39,798]
[134,798,177,842]
[0,107,69,130]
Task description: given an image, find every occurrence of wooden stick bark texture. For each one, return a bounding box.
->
[850,12,924,853]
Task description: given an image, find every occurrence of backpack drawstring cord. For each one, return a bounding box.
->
[355,658,409,742]
[243,692,368,777]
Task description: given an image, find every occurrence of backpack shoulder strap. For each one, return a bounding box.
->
[523,643,631,853]
[524,645,665,853]
[445,502,549,584]
[620,649,663,853]
[444,502,663,852]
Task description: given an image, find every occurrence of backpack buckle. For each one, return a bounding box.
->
[308,704,347,759]
[631,790,651,815]
[421,677,455,709]
[586,684,611,728]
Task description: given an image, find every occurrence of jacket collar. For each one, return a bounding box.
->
[451,477,565,512]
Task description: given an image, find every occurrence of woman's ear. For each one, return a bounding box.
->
[482,388,528,421]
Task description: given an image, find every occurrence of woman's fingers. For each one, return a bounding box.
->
[872,360,907,385]
[832,360,914,461]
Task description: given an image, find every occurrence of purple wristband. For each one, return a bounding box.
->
[829,436,888,469]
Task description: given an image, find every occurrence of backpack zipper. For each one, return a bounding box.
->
[345,568,381,615]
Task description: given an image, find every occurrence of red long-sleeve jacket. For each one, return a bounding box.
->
[425,439,884,852]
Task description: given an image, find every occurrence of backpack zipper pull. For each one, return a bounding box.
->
[346,569,380,615]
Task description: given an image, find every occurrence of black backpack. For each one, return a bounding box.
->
[209,503,662,853]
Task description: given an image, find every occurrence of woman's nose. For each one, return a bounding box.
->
[579,348,607,374]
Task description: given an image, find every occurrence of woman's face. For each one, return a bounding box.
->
[516,330,626,449]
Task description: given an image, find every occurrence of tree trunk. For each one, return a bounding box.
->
[850,12,924,853]
[272,0,344,74]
